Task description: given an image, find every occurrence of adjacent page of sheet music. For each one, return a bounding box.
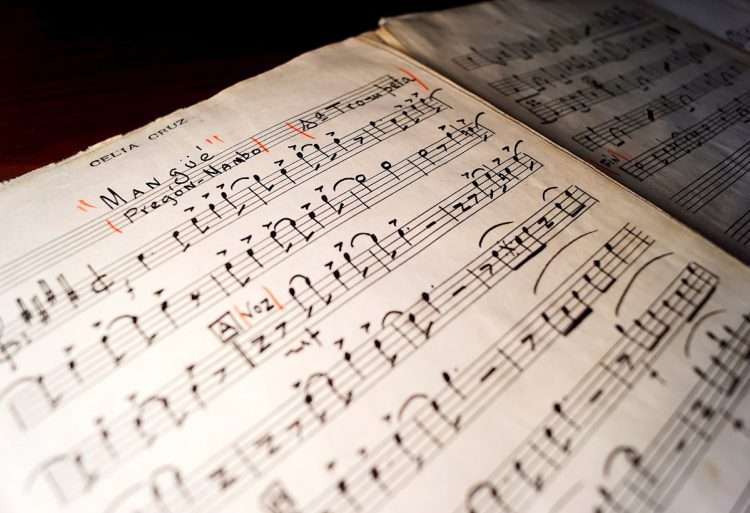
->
[650,0,750,52]
[1,36,749,513]
[380,0,750,265]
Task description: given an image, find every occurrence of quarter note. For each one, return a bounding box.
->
[190,216,210,234]
[288,274,332,318]
[172,230,190,252]
[555,189,585,218]
[136,253,150,271]
[420,292,440,313]
[373,338,398,367]
[224,261,250,288]
[254,174,274,192]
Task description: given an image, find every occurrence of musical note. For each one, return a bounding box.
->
[1,110,496,433]
[0,75,431,307]
[622,89,750,180]
[594,309,748,512]
[520,43,713,125]
[446,262,716,513]
[55,179,598,511]
[276,225,650,513]
[0,90,454,366]
[7,12,750,513]
[452,5,643,71]
[491,25,683,97]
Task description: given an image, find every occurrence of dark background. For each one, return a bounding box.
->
[0,4,473,182]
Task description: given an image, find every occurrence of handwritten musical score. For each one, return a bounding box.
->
[518,42,713,125]
[650,0,750,53]
[1,113,496,430]
[0,74,420,294]
[490,24,682,98]
[455,262,717,513]
[0,90,449,359]
[572,60,747,152]
[25,132,553,507]
[2,27,750,513]
[296,225,652,513]
[451,5,645,71]
[620,89,750,181]
[672,140,750,213]
[381,0,750,263]
[595,310,749,513]
[83,185,592,513]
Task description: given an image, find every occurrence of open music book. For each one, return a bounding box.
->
[1,2,748,513]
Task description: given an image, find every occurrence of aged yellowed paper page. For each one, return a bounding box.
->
[650,0,750,52]
[382,0,750,264]
[0,36,748,513]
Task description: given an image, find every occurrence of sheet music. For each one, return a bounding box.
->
[649,0,750,52]
[380,0,750,265]
[0,36,748,513]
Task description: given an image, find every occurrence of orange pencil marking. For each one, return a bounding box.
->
[285,121,315,140]
[77,199,97,212]
[263,286,284,310]
[607,148,632,161]
[250,136,270,153]
[213,134,224,143]
[398,67,429,91]
[106,219,123,234]
[234,304,252,328]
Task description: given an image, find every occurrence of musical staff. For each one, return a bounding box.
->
[518,42,713,125]
[24,151,559,505]
[301,224,653,513]
[490,24,681,97]
[673,140,750,213]
[83,185,592,513]
[452,5,645,71]
[5,16,750,513]
[0,114,494,429]
[572,60,747,152]
[621,89,750,180]
[595,311,750,513]
[454,262,717,513]
[0,92,450,359]
[0,74,419,294]
[379,0,750,264]
[726,207,750,246]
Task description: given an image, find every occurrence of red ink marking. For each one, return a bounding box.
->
[607,148,632,161]
[234,304,252,328]
[213,134,224,143]
[205,138,213,144]
[76,199,96,212]
[285,121,315,140]
[106,219,123,234]
[263,286,284,310]
[250,136,269,153]
[398,67,428,91]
